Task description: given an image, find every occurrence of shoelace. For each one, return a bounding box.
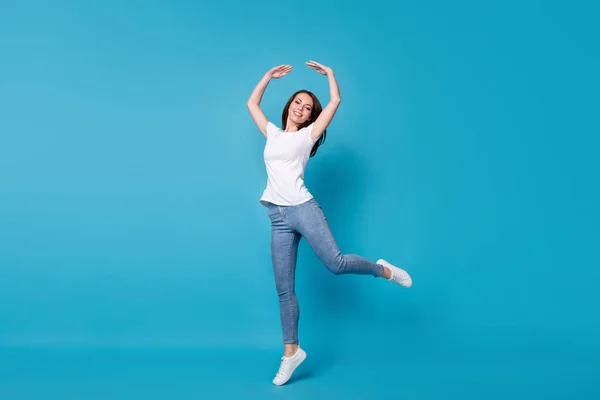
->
[276,357,289,376]
[393,269,409,284]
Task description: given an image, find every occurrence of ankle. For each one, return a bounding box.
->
[381,266,391,279]
[284,344,299,357]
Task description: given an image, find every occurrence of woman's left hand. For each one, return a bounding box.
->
[306,60,331,75]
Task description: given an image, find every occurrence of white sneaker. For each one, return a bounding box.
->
[272,347,306,386]
[377,259,412,287]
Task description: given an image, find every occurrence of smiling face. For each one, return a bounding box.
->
[287,92,314,126]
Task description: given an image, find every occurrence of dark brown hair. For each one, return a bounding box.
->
[281,90,327,157]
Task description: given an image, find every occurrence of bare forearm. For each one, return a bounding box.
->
[247,73,272,106]
[306,60,341,140]
[247,65,291,136]
[326,69,341,104]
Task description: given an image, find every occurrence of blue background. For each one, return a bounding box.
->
[1,0,599,398]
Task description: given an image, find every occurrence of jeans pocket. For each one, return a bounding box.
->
[268,205,287,224]
[267,205,278,221]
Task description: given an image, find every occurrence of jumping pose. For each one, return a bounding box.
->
[247,61,413,386]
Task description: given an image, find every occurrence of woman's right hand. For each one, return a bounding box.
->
[268,64,292,79]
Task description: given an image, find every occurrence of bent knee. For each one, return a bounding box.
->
[325,253,347,275]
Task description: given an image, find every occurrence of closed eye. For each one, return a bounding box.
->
[294,98,312,111]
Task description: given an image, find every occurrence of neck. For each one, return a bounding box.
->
[284,118,300,132]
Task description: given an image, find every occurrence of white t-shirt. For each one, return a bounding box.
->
[260,121,317,207]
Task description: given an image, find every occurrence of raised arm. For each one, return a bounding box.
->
[247,65,292,137]
[306,60,341,142]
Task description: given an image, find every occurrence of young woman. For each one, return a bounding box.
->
[247,61,413,386]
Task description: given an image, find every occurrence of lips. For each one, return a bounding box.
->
[293,111,302,117]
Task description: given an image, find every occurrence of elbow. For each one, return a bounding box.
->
[331,97,341,106]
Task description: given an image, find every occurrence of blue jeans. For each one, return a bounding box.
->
[265,198,384,345]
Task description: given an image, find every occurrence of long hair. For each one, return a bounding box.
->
[281,90,327,157]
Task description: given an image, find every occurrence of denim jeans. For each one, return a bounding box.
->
[265,198,384,345]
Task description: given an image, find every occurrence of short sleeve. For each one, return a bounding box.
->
[306,123,317,144]
[266,121,280,139]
